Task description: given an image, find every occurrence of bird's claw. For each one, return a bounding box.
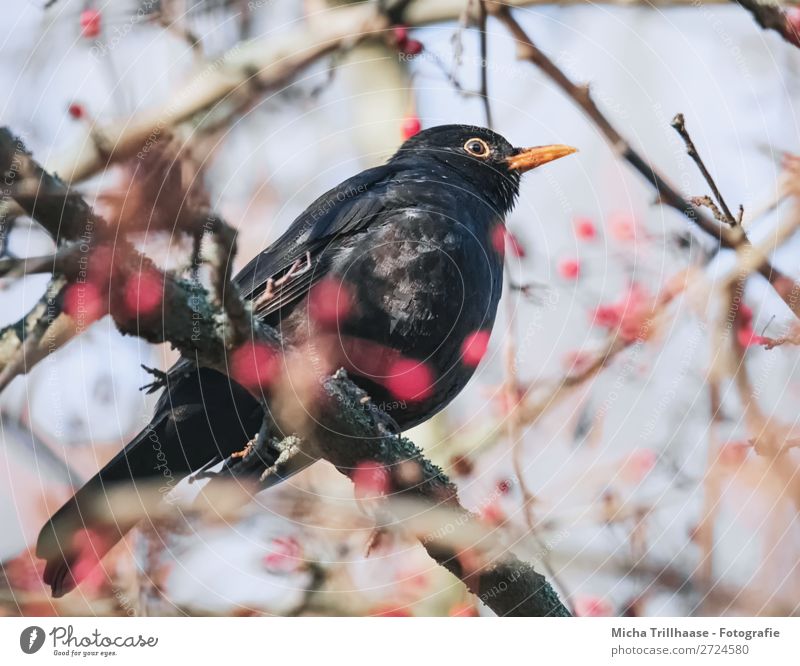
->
[254,252,312,307]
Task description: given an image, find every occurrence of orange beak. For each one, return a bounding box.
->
[505,144,578,173]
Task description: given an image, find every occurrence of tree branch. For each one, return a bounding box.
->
[489,3,800,320]
[734,0,800,49]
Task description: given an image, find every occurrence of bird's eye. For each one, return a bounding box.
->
[464,138,490,158]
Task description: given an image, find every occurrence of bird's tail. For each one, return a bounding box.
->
[36,364,263,597]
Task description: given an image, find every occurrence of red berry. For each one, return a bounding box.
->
[562,350,593,375]
[506,231,525,257]
[123,269,163,317]
[574,216,596,240]
[719,442,751,467]
[480,501,505,525]
[719,441,749,466]
[393,26,409,44]
[490,226,526,259]
[490,225,506,257]
[63,282,105,324]
[352,461,390,500]
[80,9,101,39]
[308,278,353,328]
[371,606,412,617]
[737,326,765,348]
[262,536,303,574]
[592,304,622,329]
[230,341,279,391]
[622,449,657,482]
[738,303,753,328]
[449,602,479,617]
[557,257,581,280]
[67,103,85,120]
[401,115,421,140]
[787,9,800,40]
[574,595,613,617]
[608,212,636,242]
[401,39,423,56]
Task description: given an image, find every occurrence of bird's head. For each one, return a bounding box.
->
[390,124,577,214]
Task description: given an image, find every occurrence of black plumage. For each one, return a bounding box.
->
[36,125,576,596]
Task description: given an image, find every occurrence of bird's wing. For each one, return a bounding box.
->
[233,163,400,322]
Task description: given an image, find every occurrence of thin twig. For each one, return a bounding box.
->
[490,4,800,320]
[671,113,738,226]
[477,0,494,129]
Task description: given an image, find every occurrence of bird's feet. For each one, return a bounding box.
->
[254,251,312,307]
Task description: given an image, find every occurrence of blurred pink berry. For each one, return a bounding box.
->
[449,602,479,617]
[622,449,657,482]
[719,441,750,467]
[123,269,163,317]
[372,606,412,617]
[4,552,46,592]
[787,9,800,42]
[574,595,613,617]
[386,358,433,402]
[461,330,490,367]
[608,212,636,242]
[69,529,109,595]
[738,303,753,328]
[401,39,423,56]
[592,303,622,329]
[80,9,101,38]
[230,341,278,391]
[592,284,652,342]
[490,225,506,256]
[558,257,581,280]
[737,326,765,348]
[262,536,303,574]
[479,501,505,525]
[490,225,525,258]
[353,461,390,500]
[308,278,353,328]
[63,282,105,323]
[393,26,408,43]
[562,350,593,375]
[67,102,85,120]
[401,115,421,140]
[506,231,525,257]
[574,216,596,240]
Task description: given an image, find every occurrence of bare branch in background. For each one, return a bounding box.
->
[0,129,569,618]
[477,0,494,129]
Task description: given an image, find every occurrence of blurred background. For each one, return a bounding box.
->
[2,0,800,616]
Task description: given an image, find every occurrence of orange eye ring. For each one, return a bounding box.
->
[464,138,490,158]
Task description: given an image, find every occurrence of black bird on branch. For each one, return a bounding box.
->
[37,125,576,597]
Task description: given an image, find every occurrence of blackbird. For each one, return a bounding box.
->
[37,124,576,596]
